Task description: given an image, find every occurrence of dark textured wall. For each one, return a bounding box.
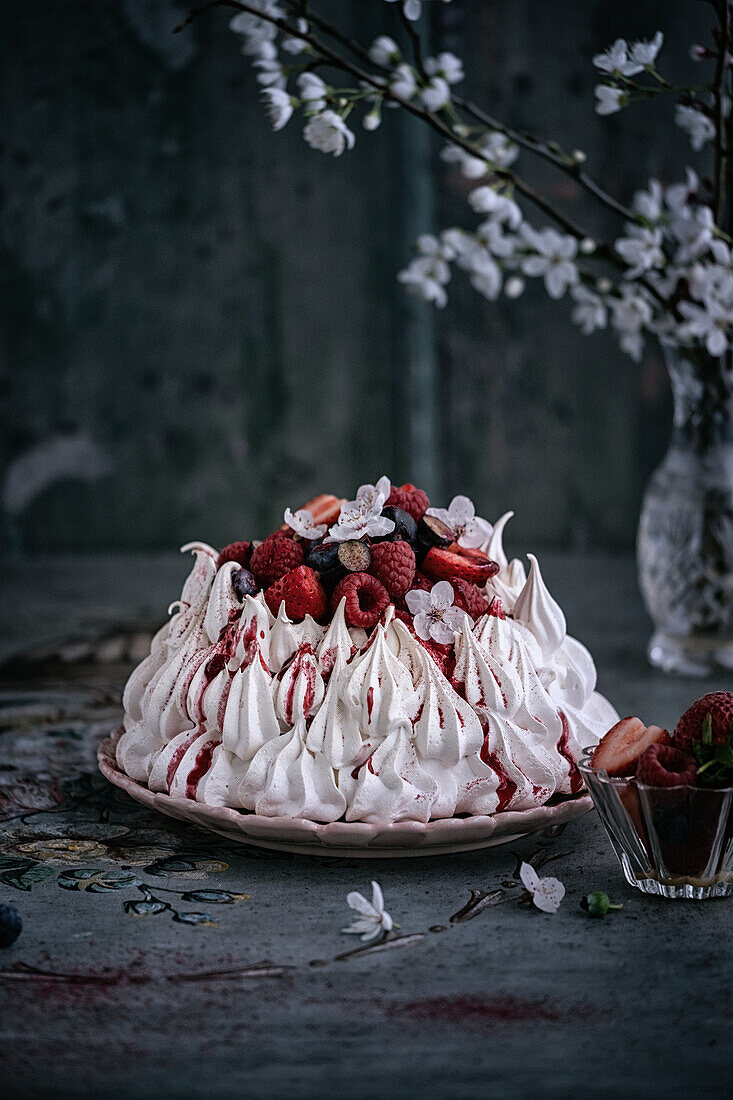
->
[0,0,704,552]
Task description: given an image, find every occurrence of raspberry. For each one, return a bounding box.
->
[264,565,328,622]
[674,691,733,748]
[410,571,433,592]
[250,534,305,587]
[331,572,390,629]
[636,743,697,787]
[370,541,416,599]
[422,546,499,585]
[451,578,488,620]
[217,541,252,569]
[386,483,430,522]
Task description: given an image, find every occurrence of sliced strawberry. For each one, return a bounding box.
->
[591,717,670,777]
[264,565,328,622]
[422,546,499,585]
[448,543,494,563]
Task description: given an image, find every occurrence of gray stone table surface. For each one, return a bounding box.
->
[0,552,731,1099]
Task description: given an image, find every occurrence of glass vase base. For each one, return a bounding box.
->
[647,631,733,677]
[621,863,733,900]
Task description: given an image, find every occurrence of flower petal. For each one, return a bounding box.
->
[425,507,452,528]
[346,890,377,917]
[405,590,432,616]
[431,581,455,610]
[519,861,540,894]
[342,918,379,935]
[430,620,456,645]
[448,495,475,525]
[441,607,467,633]
[532,878,565,913]
[371,880,385,913]
[412,613,433,641]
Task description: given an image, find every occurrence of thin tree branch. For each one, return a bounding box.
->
[712,1,731,225]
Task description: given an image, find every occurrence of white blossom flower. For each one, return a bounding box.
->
[670,202,715,264]
[520,227,579,299]
[675,105,716,152]
[253,56,286,88]
[570,285,608,335]
[426,495,492,548]
[342,881,393,942]
[329,477,394,542]
[390,63,418,100]
[229,1,283,56]
[615,225,665,279]
[283,508,327,540]
[281,17,309,55]
[519,862,565,913]
[632,179,664,222]
[406,581,467,644]
[398,238,453,307]
[440,130,518,179]
[593,38,643,77]
[420,76,451,113]
[678,293,733,356]
[363,106,382,131]
[303,110,355,156]
[425,52,464,85]
[609,285,653,361]
[261,87,294,131]
[297,72,328,111]
[468,187,522,228]
[369,35,401,67]
[628,32,663,68]
[594,85,627,115]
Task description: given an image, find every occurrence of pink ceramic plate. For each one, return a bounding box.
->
[98,728,593,858]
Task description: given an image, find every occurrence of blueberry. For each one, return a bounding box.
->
[305,540,342,575]
[0,904,22,948]
[337,540,371,573]
[379,506,417,545]
[232,567,259,600]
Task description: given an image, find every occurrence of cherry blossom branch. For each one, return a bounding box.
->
[711,1,732,226]
[177,0,590,239]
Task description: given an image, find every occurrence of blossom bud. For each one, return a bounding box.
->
[504,276,525,299]
[596,277,613,294]
[571,149,587,164]
[580,237,596,254]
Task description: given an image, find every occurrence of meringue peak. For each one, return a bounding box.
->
[512,553,566,662]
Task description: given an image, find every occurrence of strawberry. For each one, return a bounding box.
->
[673,691,733,749]
[451,578,488,620]
[369,541,416,599]
[264,565,328,622]
[448,543,493,562]
[386,483,430,522]
[250,534,305,587]
[217,541,252,569]
[422,546,499,585]
[591,717,670,777]
[636,743,697,787]
[331,572,390,629]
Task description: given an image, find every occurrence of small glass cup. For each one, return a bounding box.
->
[578,749,733,899]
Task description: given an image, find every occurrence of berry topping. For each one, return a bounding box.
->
[416,513,454,551]
[264,565,328,622]
[451,578,489,620]
[331,572,390,629]
[488,596,506,619]
[337,539,372,573]
[0,904,22,948]
[369,540,416,599]
[250,535,305,587]
[232,567,259,601]
[304,539,341,576]
[386,483,430,521]
[217,541,252,569]
[379,505,418,544]
[673,691,733,749]
[592,717,670,777]
[636,743,697,787]
[421,546,499,585]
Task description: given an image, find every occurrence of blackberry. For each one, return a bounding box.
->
[305,540,341,576]
[0,904,22,948]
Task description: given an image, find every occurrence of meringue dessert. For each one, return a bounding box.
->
[116,476,618,824]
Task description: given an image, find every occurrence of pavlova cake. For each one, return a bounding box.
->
[116,476,618,823]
